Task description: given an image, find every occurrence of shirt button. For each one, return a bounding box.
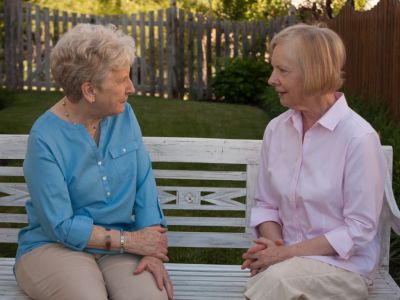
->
[106,192,111,197]
[98,161,102,166]
[122,148,126,152]
[102,176,107,181]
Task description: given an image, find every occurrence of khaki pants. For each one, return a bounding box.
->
[15,243,168,300]
[244,257,368,300]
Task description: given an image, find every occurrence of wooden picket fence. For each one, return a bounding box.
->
[0,0,296,100]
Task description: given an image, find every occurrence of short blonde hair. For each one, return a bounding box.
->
[51,23,136,102]
[270,23,346,95]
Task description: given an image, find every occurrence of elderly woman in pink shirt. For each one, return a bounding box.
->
[242,24,386,300]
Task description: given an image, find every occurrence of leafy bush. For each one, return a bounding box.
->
[212,57,272,105]
[0,89,14,110]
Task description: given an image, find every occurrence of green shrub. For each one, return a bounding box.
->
[212,57,272,104]
[0,89,14,110]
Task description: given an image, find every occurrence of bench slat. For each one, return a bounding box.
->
[0,168,248,180]
[145,137,261,164]
[0,167,23,177]
[1,259,399,299]
[153,169,246,181]
[0,214,246,227]
[0,228,252,248]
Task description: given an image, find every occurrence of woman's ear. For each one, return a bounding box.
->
[81,82,96,104]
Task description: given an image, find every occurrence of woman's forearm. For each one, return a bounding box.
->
[86,225,121,251]
[257,221,283,241]
[283,235,337,259]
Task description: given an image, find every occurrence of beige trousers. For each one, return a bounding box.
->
[244,257,368,300]
[15,243,168,300]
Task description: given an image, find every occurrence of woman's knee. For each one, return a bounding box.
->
[15,244,108,300]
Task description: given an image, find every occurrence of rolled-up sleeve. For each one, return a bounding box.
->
[324,132,386,259]
[130,111,166,229]
[250,127,282,237]
[23,132,93,250]
[134,146,166,229]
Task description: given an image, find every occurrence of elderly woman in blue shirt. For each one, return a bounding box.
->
[15,23,173,300]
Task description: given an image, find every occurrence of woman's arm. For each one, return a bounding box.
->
[87,225,169,261]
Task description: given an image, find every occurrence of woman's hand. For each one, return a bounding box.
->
[134,256,174,300]
[242,238,285,276]
[125,226,169,262]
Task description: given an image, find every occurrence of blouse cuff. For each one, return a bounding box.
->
[324,226,354,260]
[250,207,281,237]
[65,215,93,250]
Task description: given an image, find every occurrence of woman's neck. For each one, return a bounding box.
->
[301,92,336,135]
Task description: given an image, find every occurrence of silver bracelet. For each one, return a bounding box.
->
[120,229,125,254]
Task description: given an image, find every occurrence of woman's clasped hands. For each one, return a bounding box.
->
[241,238,287,276]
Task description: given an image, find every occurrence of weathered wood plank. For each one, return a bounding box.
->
[153,169,246,181]
[130,13,138,87]
[25,3,33,89]
[178,9,185,99]
[166,8,173,98]
[149,11,155,96]
[0,228,251,248]
[34,5,41,85]
[233,21,239,57]
[139,12,146,91]
[196,13,204,99]
[157,9,164,97]
[0,214,244,227]
[242,22,248,58]
[224,20,230,59]
[43,8,50,89]
[145,137,261,164]
[205,17,212,99]
[187,12,194,100]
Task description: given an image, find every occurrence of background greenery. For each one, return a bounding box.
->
[26,0,370,20]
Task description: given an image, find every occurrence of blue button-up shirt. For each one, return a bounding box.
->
[16,103,166,261]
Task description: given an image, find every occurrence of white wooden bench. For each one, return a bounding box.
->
[1,134,400,300]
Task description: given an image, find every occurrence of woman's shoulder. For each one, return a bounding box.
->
[29,111,61,137]
[266,109,293,131]
[340,108,377,139]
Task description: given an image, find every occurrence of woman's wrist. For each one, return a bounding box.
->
[102,228,121,251]
[280,245,294,261]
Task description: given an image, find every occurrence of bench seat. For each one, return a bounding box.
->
[1,258,400,299]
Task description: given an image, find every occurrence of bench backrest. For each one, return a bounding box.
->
[0,134,395,271]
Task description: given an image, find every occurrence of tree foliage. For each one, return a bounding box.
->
[26,0,171,15]
[26,0,371,19]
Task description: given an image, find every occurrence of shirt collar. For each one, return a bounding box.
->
[283,92,350,132]
[317,92,350,131]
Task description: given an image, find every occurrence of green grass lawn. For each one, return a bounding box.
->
[0,90,270,138]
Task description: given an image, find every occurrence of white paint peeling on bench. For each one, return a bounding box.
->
[1,135,400,299]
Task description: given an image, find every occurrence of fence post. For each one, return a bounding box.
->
[4,0,23,91]
[168,0,178,99]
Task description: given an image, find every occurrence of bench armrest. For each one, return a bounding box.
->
[385,168,400,235]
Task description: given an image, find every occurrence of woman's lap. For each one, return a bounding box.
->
[244,257,368,300]
[15,243,167,300]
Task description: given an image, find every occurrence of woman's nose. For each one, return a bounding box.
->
[268,70,278,86]
[127,79,135,94]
